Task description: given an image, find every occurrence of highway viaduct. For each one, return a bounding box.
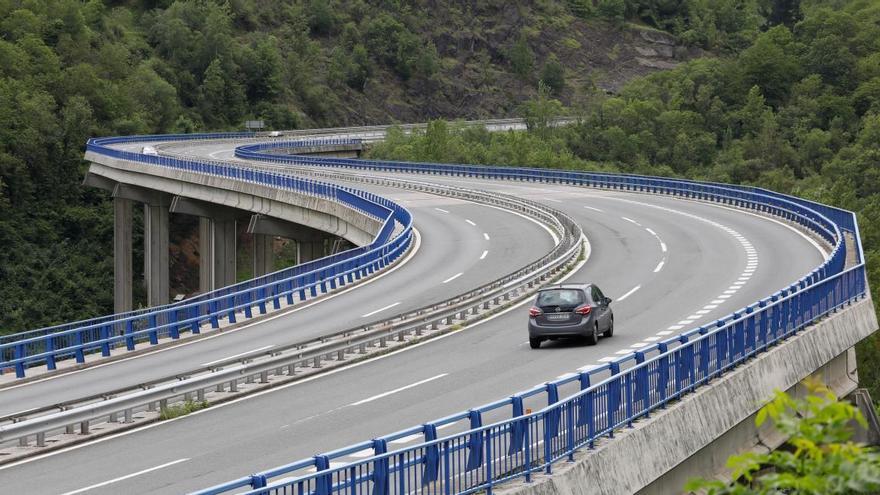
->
[0,122,875,495]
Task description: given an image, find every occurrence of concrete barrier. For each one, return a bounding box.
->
[496,297,878,495]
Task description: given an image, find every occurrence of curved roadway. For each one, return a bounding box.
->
[0,136,825,494]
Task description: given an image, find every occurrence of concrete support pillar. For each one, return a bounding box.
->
[144,203,170,307]
[214,219,237,288]
[253,234,275,276]
[199,217,214,293]
[113,198,133,313]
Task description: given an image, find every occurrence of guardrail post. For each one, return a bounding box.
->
[466,410,484,471]
[257,287,267,315]
[608,361,620,437]
[546,382,560,439]
[314,455,332,495]
[698,327,710,381]
[716,320,728,372]
[371,439,389,495]
[745,307,756,355]
[169,310,180,340]
[243,292,254,319]
[248,474,268,489]
[227,296,237,324]
[100,325,112,357]
[125,320,135,351]
[635,351,649,419]
[45,337,56,371]
[148,314,159,345]
[190,305,200,335]
[423,423,441,483]
[74,331,85,364]
[565,400,575,461]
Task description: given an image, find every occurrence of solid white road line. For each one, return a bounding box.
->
[465,219,476,226]
[617,285,641,301]
[654,260,665,273]
[350,374,448,406]
[598,356,617,363]
[645,228,657,236]
[480,250,488,260]
[483,232,490,241]
[434,208,449,213]
[59,458,190,495]
[361,302,401,318]
[442,272,463,284]
[200,345,275,367]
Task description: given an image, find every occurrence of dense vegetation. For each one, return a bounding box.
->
[369,0,880,397]
[0,0,666,333]
[687,384,880,494]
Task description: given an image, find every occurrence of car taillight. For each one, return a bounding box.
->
[529,307,542,317]
[575,305,592,316]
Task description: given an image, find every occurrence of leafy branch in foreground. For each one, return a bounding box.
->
[685,383,880,494]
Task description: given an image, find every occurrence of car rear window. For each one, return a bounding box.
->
[537,289,584,308]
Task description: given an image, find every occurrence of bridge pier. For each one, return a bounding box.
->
[113,198,133,313]
[253,234,275,277]
[143,202,170,306]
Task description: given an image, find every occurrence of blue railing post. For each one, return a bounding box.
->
[14,344,26,378]
[466,410,483,471]
[100,325,111,357]
[125,320,135,351]
[608,361,621,436]
[371,440,389,495]
[45,337,56,371]
[314,455,332,495]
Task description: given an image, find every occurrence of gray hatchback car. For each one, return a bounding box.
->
[527,283,613,349]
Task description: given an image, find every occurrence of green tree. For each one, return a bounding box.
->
[520,82,565,140]
[508,33,534,79]
[540,54,566,94]
[686,385,880,494]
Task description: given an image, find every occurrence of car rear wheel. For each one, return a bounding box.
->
[586,323,599,345]
[603,317,614,338]
[529,337,542,349]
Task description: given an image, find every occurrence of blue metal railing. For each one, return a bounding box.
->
[0,135,414,378]
[189,138,866,494]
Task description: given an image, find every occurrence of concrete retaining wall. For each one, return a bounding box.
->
[496,296,878,495]
[85,152,381,246]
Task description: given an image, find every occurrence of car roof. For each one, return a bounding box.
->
[538,283,592,291]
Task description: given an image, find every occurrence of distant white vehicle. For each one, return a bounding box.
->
[269,131,282,137]
[141,145,159,156]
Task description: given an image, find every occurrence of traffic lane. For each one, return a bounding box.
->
[0,193,553,415]
[0,185,775,494]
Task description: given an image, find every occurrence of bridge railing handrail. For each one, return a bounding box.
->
[191,136,863,495]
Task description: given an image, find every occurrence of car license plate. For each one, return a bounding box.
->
[546,313,568,321]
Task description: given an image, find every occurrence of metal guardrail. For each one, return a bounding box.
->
[0,169,584,457]
[185,136,865,494]
[0,139,415,378]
